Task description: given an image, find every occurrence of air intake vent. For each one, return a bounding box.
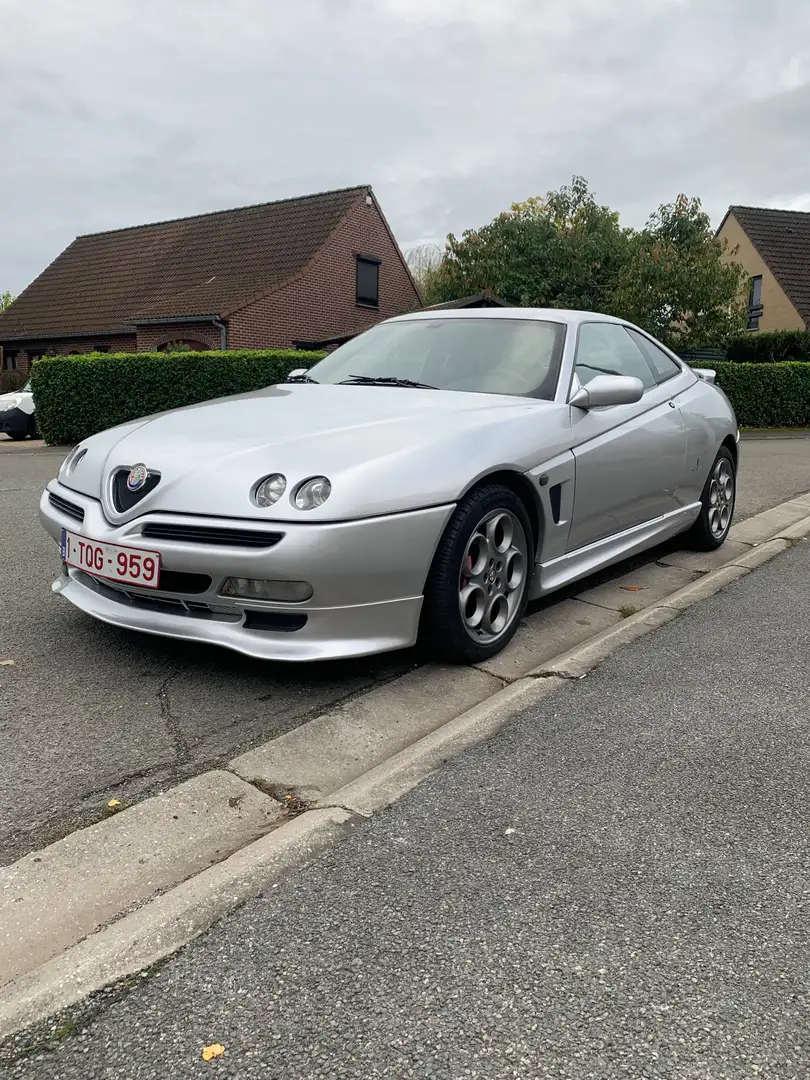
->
[48,492,85,523]
[141,524,283,549]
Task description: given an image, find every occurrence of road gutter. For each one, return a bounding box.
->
[2,495,810,1042]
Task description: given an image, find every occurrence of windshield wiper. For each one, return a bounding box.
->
[286,373,319,383]
[339,375,438,390]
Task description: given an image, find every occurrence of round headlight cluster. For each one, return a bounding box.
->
[251,473,332,510]
[253,473,286,508]
[294,476,331,511]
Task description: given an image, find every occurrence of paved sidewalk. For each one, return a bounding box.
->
[8,541,810,1079]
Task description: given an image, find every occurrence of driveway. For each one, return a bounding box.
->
[0,437,808,865]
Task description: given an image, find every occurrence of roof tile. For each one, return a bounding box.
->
[0,186,368,341]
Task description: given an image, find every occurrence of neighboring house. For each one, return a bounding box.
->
[717,205,810,332]
[0,185,421,373]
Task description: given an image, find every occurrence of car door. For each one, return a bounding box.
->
[566,321,689,552]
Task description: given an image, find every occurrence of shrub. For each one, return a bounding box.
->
[724,330,810,365]
[710,361,810,427]
[0,370,26,393]
[30,350,324,445]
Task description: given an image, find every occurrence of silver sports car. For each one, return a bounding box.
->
[40,309,738,664]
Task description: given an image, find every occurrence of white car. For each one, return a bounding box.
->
[0,380,37,440]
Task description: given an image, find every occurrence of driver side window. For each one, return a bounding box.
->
[574,323,655,391]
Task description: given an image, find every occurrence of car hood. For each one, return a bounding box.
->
[59,384,571,522]
[0,390,30,408]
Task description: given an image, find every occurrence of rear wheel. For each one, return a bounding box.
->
[685,446,736,550]
[422,483,533,664]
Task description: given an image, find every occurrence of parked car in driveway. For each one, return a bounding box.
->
[39,309,738,664]
[0,380,36,440]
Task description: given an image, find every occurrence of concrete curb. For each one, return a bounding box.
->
[2,490,809,1042]
[0,808,352,1041]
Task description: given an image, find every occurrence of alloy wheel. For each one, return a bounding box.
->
[458,508,529,645]
[708,457,734,539]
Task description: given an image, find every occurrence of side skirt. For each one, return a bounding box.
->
[528,503,702,600]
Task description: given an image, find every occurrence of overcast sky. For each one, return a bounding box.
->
[2,0,809,294]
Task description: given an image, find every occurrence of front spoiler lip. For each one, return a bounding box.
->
[51,571,423,661]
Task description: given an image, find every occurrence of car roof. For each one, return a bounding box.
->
[389,307,629,327]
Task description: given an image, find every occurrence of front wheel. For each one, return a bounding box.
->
[685,446,736,551]
[422,483,533,664]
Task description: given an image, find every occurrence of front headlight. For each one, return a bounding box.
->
[293,476,332,510]
[253,473,286,508]
[0,395,21,412]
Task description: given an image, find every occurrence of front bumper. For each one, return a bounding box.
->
[40,480,453,661]
[0,407,29,437]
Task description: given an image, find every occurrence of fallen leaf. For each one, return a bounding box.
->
[0,659,15,666]
[202,1044,225,1062]
[620,585,647,592]
[106,799,122,810]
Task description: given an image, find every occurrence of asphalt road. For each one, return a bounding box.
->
[0,436,807,866]
[7,498,810,1078]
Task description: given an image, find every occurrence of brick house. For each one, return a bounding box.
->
[717,205,810,332]
[0,185,422,374]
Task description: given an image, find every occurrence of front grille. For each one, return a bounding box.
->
[243,610,307,633]
[155,570,212,594]
[112,468,161,513]
[48,492,85,523]
[141,523,283,549]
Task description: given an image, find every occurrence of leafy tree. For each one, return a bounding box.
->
[429,177,629,310]
[428,178,747,348]
[611,195,747,350]
[0,291,14,312]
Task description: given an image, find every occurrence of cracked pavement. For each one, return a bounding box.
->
[1,437,808,866]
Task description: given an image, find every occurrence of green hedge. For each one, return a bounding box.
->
[710,361,810,427]
[724,330,810,364]
[28,350,810,443]
[30,350,324,445]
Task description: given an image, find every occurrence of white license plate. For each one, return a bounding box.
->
[61,528,161,589]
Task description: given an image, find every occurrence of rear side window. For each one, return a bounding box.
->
[625,328,682,385]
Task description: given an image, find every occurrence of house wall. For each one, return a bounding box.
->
[229,195,422,348]
[135,324,223,351]
[1,334,137,375]
[718,213,806,332]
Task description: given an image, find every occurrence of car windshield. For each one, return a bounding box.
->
[305,317,566,399]
[22,381,32,393]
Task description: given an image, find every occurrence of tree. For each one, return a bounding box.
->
[428,177,629,310]
[428,178,747,348]
[404,243,443,303]
[0,291,14,312]
[610,195,747,350]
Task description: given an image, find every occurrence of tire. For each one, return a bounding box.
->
[422,483,533,664]
[7,431,27,441]
[684,446,736,551]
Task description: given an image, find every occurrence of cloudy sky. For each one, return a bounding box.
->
[2,0,809,294]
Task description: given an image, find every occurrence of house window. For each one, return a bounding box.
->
[747,275,763,330]
[356,256,380,308]
[2,351,18,371]
[92,345,111,353]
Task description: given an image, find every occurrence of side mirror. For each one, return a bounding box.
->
[287,368,308,380]
[570,374,644,409]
